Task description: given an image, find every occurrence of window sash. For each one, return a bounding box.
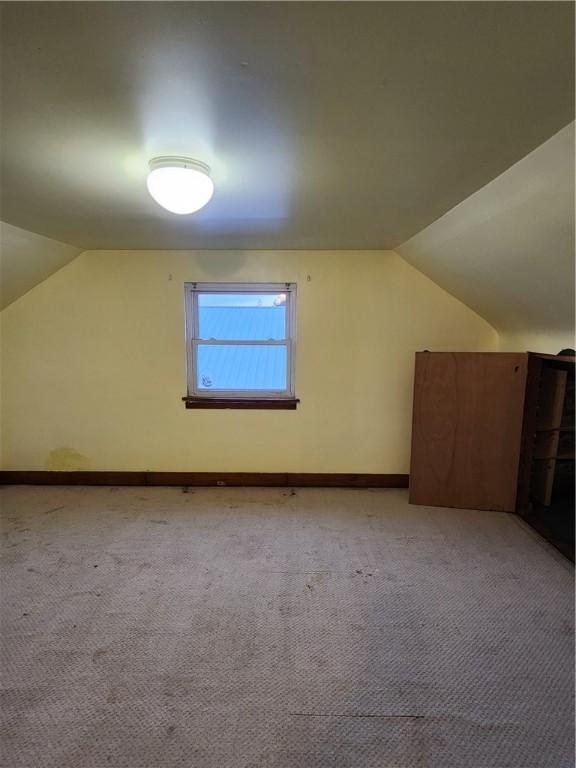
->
[184,283,296,398]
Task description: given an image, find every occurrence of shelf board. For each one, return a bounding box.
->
[534,454,574,461]
[536,427,574,433]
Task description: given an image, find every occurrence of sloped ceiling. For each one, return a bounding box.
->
[0,223,82,309]
[397,123,575,336]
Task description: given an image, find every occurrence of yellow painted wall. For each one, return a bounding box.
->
[0,250,498,473]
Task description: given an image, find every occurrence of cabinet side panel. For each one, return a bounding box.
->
[409,353,528,511]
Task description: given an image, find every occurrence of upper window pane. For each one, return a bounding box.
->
[198,293,287,340]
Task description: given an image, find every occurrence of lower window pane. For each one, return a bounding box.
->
[196,344,288,391]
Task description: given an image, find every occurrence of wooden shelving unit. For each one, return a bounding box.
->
[531,368,569,505]
[530,366,574,507]
[523,357,575,560]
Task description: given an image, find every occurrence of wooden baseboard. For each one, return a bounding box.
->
[0,471,409,488]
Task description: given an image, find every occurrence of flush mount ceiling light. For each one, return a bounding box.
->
[146,157,214,215]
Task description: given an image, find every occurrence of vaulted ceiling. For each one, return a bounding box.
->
[1,1,573,250]
[0,222,82,309]
[0,1,574,331]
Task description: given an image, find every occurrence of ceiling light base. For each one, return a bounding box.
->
[148,156,211,175]
[146,156,214,215]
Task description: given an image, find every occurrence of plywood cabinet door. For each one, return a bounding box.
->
[409,353,528,512]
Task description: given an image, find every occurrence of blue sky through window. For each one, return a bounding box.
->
[196,292,289,391]
[197,344,287,391]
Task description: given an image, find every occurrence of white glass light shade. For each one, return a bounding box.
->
[146,157,214,214]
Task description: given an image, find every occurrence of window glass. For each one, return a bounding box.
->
[198,293,287,341]
[196,344,288,391]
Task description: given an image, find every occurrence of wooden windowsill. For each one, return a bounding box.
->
[182,396,299,410]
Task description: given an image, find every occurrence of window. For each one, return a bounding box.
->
[183,283,298,409]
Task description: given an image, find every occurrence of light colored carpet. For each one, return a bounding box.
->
[1,486,573,768]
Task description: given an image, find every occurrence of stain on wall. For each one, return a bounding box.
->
[45,447,90,471]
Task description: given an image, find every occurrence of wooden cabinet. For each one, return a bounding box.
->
[409,352,575,514]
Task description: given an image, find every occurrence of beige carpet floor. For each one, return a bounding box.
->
[1,486,574,767]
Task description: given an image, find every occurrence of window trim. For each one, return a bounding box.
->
[184,282,297,403]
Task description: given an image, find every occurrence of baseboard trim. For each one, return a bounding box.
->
[0,471,409,488]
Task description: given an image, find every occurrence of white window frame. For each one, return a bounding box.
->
[184,282,297,399]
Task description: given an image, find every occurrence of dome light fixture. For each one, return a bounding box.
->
[146,156,214,215]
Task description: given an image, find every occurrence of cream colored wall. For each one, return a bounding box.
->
[498,329,575,355]
[0,250,498,473]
